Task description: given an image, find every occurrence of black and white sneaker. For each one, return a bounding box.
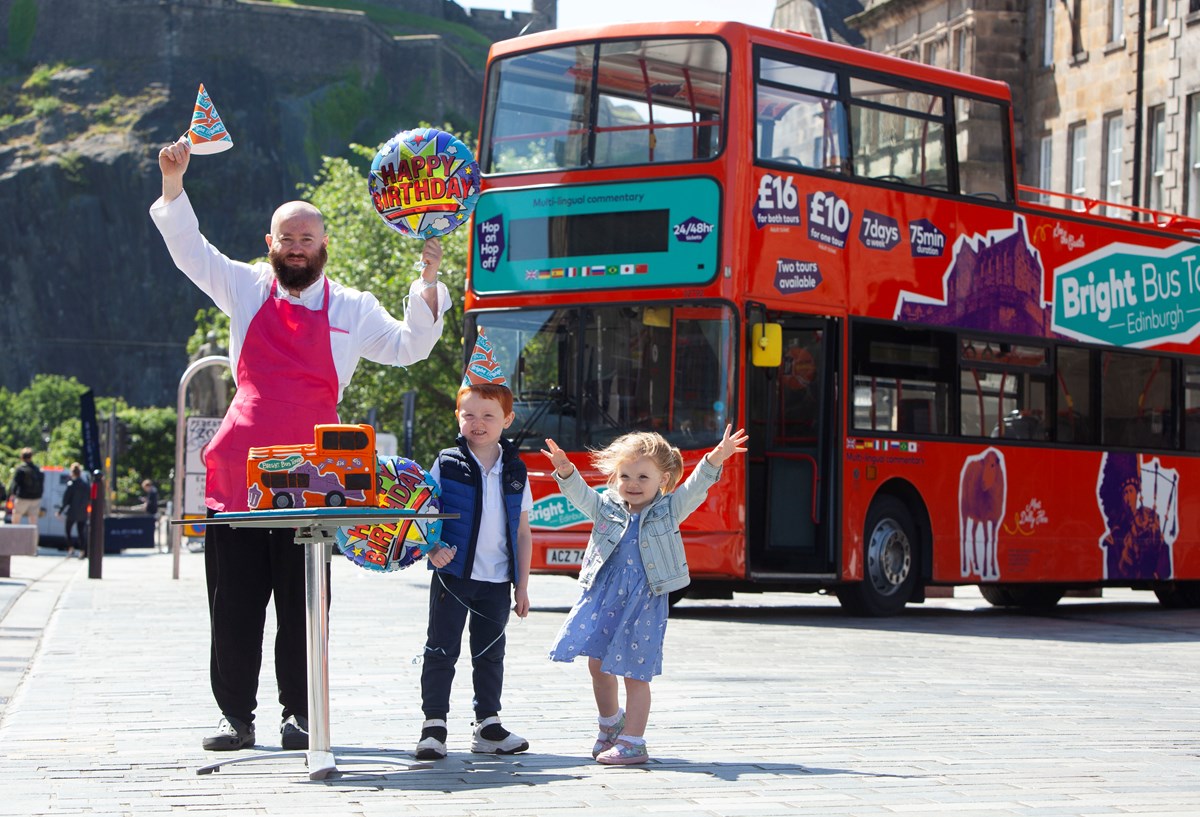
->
[415,718,448,760]
[471,716,528,754]
[280,714,309,750]
[202,716,255,751]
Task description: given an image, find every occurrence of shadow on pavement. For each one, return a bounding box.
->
[311,750,923,788]
[660,599,1200,645]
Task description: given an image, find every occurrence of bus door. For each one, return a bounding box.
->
[747,316,839,576]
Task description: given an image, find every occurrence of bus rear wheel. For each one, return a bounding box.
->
[979,583,1063,611]
[273,493,294,509]
[836,496,919,617]
[1154,581,1200,609]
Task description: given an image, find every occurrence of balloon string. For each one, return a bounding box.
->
[411,570,509,665]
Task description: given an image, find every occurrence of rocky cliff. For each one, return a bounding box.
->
[0,0,503,406]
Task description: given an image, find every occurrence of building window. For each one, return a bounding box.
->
[1071,0,1084,55]
[1068,123,1087,206]
[953,28,967,72]
[1187,94,1199,217]
[1151,0,1168,27]
[1109,0,1124,43]
[1038,134,1054,202]
[923,38,946,69]
[1043,0,1055,67]
[1147,105,1166,211]
[1103,113,1124,215]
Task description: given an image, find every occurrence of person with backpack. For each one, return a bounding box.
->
[8,448,44,548]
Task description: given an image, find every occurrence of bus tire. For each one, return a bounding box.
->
[979,584,1018,607]
[273,493,293,509]
[836,495,919,617]
[1154,581,1200,609]
[326,492,345,507]
[981,583,1062,611]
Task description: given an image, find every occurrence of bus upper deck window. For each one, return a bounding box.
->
[956,98,1014,203]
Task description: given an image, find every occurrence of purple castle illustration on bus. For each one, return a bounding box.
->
[894,216,1049,336]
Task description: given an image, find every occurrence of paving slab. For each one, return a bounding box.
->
[0,547,1197,816]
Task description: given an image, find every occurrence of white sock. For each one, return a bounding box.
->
[617,733,645,745]
[598,708,624,728]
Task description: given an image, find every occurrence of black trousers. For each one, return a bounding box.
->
[419,573,512,721]
[204,521,329,726]
[64,518,88,552]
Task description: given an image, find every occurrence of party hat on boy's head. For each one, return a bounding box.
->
[462,328,508,387]
[181,83,233,155]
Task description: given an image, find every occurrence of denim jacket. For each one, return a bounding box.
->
[553,456,723,596]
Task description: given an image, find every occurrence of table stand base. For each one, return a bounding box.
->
[182,510,455,783]
[197,749,426,781]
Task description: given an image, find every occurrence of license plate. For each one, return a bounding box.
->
[546,548,584,566]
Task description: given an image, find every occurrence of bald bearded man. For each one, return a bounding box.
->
[152,139,450,753]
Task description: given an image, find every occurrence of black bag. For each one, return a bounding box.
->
[18,464,44,499]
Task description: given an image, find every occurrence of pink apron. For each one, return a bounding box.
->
[204,279,339,512]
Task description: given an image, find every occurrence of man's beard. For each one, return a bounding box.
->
[269,245,327,292]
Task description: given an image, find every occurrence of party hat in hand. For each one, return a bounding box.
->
[462,328,508,387]
[182,83,233,155]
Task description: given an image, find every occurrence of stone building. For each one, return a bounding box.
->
[774,0,1200,219]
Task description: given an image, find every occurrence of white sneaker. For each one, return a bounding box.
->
[415,718,447,760]
[471,715,528,754]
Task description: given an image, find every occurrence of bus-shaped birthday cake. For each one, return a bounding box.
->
[246,424,377,510]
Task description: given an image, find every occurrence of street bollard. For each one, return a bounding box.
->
[88,471,105,580]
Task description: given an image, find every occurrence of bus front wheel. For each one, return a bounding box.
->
[837,496,919,617]
[326,492,345,507]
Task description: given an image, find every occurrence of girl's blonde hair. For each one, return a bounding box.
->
[589,431,684,493]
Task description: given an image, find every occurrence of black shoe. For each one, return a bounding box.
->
[202,716,255,751]
[281,714,309,750]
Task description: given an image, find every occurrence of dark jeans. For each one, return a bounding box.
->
[420,573,512,721]
[64,518,88,552]
[204,520,329,726]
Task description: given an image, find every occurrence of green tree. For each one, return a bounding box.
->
[0,374,89,455]
[0,378,176,505]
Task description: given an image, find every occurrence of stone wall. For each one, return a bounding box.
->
[0,0,497,406]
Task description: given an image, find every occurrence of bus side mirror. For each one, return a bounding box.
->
[751,323,782,367]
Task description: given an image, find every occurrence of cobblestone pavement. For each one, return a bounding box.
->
[1,547,1197,816]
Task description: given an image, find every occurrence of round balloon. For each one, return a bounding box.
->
[335,456,443,572]
[368,127,481,239]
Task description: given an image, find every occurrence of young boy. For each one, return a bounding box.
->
[417,330,533,759]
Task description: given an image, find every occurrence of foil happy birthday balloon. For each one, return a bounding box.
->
[368,127,481,239]
[335,456,443,572]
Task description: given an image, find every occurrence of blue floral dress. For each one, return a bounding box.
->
[549,512,670,681]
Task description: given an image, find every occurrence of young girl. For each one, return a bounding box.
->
[541,425,748,765]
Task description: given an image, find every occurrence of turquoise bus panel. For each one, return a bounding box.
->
[472,177,721,294]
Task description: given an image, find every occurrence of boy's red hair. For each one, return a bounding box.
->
[456,383,514,415]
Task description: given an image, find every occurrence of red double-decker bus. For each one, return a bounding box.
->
[465,20,1200,615]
